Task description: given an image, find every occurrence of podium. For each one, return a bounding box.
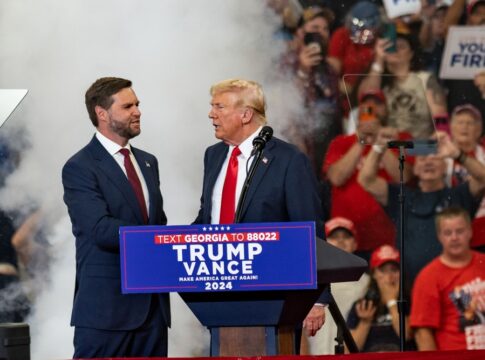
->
[179,239,367,356]
[119,222,367,357]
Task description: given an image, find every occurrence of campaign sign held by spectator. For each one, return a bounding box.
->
[120,221,317,293]
[440,26,485,80]
[383,0,421,19]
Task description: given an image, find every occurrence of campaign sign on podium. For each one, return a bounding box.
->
[119,222,317,293]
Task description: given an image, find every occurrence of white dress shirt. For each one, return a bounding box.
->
[210,127,261,224]
[96,131,150,215]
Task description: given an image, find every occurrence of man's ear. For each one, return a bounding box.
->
[95,105,107,123]
[241,107,254,125]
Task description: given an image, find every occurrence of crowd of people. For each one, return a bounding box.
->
[271,0,485,354]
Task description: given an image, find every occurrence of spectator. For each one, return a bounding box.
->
[325,0,381,29]
[307,217,370,354]
[323,89,412,260]
[0,137,35,323]
[266,0,303,40]
[443,0,485,124]
[11,210,49,276]
[419,1,449,78]
[446,105,485,252]
[347,245,413,352]
[443,0,485,31]
[327,1,382,96]
[410,206,485,350]
[0,209,30,323]
[282,5,341,174]
[358,130,485,289]
[359,27,448,139]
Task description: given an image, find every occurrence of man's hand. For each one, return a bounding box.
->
[355,299,377,323]
[357,120,379,145]
[357,122,398,146]
[302,304,326,337]
[373,38,392,64]
[298,44,323,74]
[375,127,399,146]
[435,130,460,159]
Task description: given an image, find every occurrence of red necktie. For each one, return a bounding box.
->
[219,146,241,224]
[119,148,149,224]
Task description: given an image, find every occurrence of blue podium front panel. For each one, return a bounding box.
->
[119,222,317,293]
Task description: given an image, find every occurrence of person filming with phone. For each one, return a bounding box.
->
[323,90,413,261]
[282,6,341,175]
[359,24,448,140]
[346,245,413,352]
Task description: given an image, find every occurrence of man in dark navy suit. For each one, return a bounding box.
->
[62,77,170,358]
[194,78,327,339]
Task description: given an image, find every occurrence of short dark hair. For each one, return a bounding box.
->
[85,77,132,126]
[435,206,471,233]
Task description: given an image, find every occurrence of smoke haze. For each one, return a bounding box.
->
[0,0,303,358]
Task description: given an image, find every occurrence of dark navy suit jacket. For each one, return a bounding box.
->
[62,135,170,331]
[194,136,324,237]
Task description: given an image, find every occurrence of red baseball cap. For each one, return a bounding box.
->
[370,245,400,270]
[325,217,357,238]
[358,89,386,104]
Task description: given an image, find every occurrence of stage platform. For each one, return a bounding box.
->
[73,349,485,360]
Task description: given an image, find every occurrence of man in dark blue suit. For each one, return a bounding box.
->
[194,78,327,340]
[62,77,170,358]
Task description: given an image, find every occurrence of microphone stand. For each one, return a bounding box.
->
[387,140,413,352]
[234,148,264,224]
[328,294,359,353]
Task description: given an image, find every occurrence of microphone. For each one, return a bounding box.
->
[387,140,414,149]
[251,126,273,155]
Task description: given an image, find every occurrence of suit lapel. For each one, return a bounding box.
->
[239,141,275,220]
[88,136,144,224]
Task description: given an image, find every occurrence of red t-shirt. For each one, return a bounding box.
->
[323,134,401,252]
[410,252,485,350]
[328,27,375,87]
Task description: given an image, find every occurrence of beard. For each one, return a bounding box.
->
[108,117,140,139]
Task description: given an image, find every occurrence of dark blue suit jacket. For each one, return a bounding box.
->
[62,135,170,331]
[194,137,324,237]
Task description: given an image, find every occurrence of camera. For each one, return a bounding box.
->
[364,287,380,303]
[379,23,397,53]
[359,103,378,122]
[303,32,325,55]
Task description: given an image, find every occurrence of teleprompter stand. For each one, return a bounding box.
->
[387,140,415,351]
